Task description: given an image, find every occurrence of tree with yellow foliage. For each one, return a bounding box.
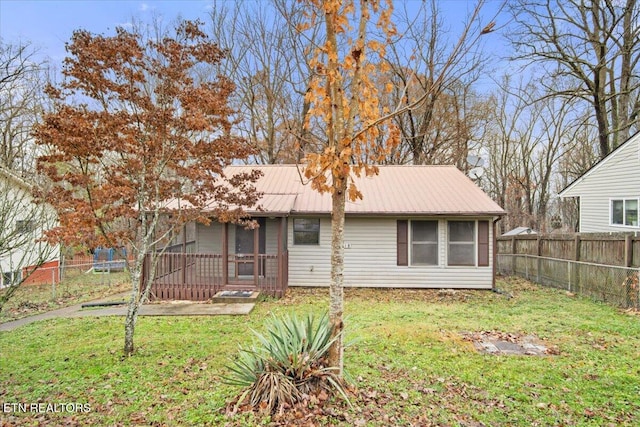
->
[300,0,493,375]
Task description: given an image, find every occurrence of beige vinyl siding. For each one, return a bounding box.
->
[562,135,640,232]
[288,216,494,289]
[288,217,333,286]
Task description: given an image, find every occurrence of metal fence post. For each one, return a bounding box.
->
[537,235,542,283]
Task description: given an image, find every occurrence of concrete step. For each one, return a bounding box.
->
[211,290,260,304]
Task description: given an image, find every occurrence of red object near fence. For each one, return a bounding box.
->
[22,260,60,286]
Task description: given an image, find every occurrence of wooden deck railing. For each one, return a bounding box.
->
[143,251,288,301]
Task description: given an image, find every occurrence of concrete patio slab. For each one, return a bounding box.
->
[462,331,550,356]
[0,293,254,332]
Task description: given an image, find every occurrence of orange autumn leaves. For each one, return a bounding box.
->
[302,0,400,200]
[34,21,260,249]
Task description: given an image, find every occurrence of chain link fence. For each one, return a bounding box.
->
[497,254,640,310]
[18,258,128,300]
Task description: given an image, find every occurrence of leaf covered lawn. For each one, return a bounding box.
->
[1,278,639,426]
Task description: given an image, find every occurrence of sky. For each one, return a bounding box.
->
[1,0,216,63]
[1,0,509,70]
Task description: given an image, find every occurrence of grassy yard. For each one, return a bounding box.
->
[1,278,639,426]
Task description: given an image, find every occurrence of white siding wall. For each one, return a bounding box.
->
[288,216,495,289]
[0,179,59,284]
[563,136,640,233]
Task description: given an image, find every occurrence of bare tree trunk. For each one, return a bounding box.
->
[328,176,346,374]
[617,0,637,143]
[123,258,143,356]
[123,300,137,356]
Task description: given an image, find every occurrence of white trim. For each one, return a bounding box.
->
[0,166,32,192]
[609,197,640,228]
[579,196,583,232]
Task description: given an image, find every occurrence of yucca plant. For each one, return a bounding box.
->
[225,311,350,414]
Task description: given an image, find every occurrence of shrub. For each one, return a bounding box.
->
[225,311,350,414]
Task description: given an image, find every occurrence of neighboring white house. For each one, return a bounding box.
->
[558,132,640,233]
[0,167,58,287]
[152,164,505,299]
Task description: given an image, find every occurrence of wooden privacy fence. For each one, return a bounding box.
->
[497,233,640,267]
[497,233,640,309]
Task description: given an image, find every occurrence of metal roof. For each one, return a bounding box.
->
[223,165,504,216]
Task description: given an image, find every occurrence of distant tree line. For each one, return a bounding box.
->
[1,0,638,238]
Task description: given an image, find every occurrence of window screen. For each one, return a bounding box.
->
[448,221,475,266]
[411,221,438,265]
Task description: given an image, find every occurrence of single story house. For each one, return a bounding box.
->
[558,131,640,233]
[147,165,505,300]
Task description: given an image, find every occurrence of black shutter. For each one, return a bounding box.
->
[397,220,408,266]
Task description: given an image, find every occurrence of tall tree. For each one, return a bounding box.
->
[208,1,319,164]
[507,0,640,158]
[300,0,399,374]
[0,40,48,174]
[34,21,260,356]
[484,75,581,232]
[0,41,55,309]
[299,0,492,374]
[384,0,494,166]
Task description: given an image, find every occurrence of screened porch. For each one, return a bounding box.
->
[143,217,289,300]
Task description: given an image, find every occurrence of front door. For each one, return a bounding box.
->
[235,218,266,277]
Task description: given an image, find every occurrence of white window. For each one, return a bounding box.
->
[448,221,475,266]
[611,199,639,227]
[411,221,438,265]
[1,271,20,288]
[293,218,320,245]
